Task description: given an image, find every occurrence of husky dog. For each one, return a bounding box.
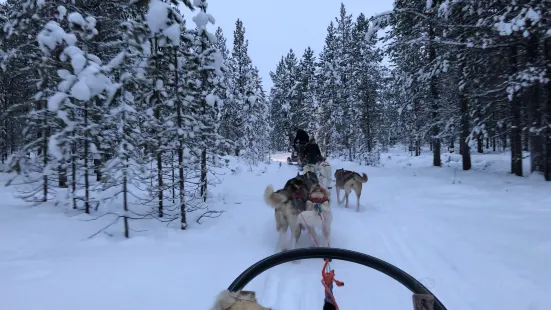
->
[318,159,333,190]
[212,290,271,310]
[302,163,317,175]
[263,172,321,251]
[298,184,332,247]
[334,168,368,212]
[303,159,332,191]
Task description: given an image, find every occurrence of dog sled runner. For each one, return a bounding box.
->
[219,247,447,310]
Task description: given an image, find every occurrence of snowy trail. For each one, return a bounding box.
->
[1,151,550,309]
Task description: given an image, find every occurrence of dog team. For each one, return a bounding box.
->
[264,128,369,252]
[211,129,369,310]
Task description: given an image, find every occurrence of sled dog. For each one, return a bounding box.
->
[302,163,317,175]
[297,184,332,247]
[303,160,332,191]
[334,168,368,212]
[212,290,271,310]
[318,159,333,190]
[263,172,323,251]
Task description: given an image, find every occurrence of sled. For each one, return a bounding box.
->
[287,143,306,167]
[287,147,300,165]
[226,247,447,310]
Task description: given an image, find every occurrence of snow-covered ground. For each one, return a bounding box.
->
[1,148,550,310]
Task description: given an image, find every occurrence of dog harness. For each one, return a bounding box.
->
[308,186,329,205]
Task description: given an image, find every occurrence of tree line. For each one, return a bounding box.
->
[0,0,270,236]
[268,1,550,181]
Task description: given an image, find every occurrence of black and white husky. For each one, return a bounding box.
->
[263,179,332,251]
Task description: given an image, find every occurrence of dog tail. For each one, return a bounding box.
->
[355,172,368,183]
[264,184,286,208]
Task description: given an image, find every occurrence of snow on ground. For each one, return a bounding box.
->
[1,148,550,310]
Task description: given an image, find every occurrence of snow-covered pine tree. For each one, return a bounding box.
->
[140,0,181,221]
[247,65,270,163]
[315,22,340,156]
[296,47,318,136]
[268,58,290,152]
[96,15,151,238]
[332,3,356,161]
[3,1,67,203]
[282,49,302,130]
[375,0,432,158]
[223,20,245,156]
[350,13,383,165]
[4,2,107,208]
[45,9,111,213]
[227,19,257,159]
[377,68,401,152]
[190,0,226,201]
[0,2,9,165]
[213,27,235,155]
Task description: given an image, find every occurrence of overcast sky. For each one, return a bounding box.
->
[0,0,394,91]
[182,0,394,91]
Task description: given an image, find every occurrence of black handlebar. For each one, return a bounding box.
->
[228,247,447,310]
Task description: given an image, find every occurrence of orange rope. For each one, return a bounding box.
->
[299,208,343,309]
[322,259,343,309]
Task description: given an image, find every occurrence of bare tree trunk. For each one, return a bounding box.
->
[94,158,102,181]
[526,31,542,173]
[459,66,471,170]
[123,169,129,238]
[429,23,441,167]
[366,99,372,153]
[509,44,523,176]
[171,151,175,204]
[71,141,77,209]
[58,164,67,188]
[544,38,551,181]
[122,104,129,238]
[174,49,185,229]
[178,146,185,229]
[42,116,48,202]
[156,150,163,217]
[502,125,508,151]
[477,134,483,153]
[84,100,91,213]
[201,148,207,202]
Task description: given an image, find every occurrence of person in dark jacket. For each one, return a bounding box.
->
[293,127,309,146]
[292,127,309,161]
[304,137,323,165]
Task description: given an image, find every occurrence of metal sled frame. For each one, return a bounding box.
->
[228,247,447,310]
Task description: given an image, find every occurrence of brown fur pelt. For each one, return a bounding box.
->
[211,290,271,310]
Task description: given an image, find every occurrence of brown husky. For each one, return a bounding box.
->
[334,168,368,212]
